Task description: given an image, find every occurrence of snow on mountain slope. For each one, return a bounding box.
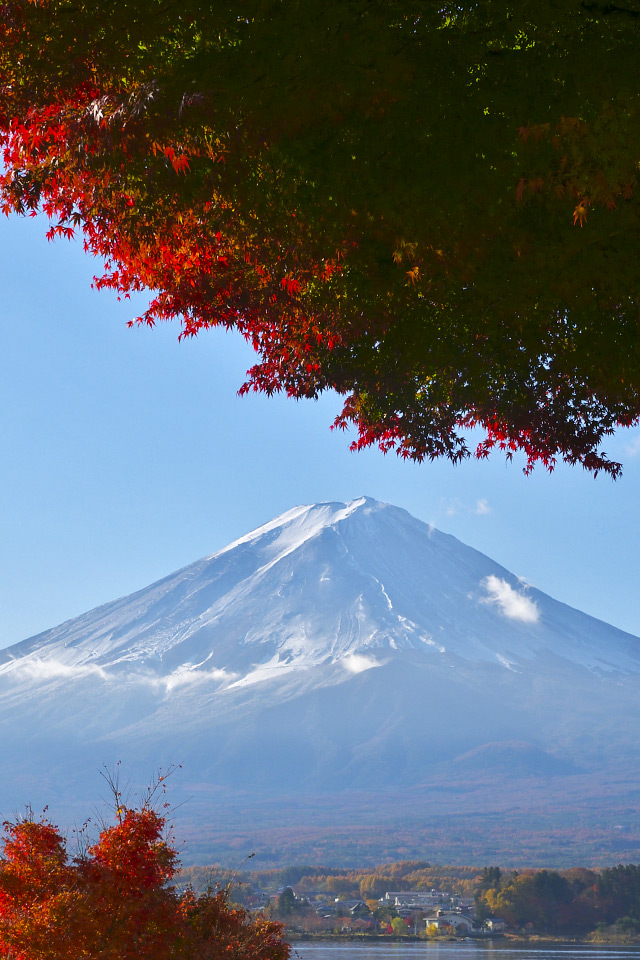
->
[1,496,638,692]
[1,496,640,805]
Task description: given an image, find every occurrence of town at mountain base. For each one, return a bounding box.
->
[1,497,639,864]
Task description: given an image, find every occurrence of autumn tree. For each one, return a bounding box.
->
[359,875,396,900]
[482,870,574,932]
[0,799,289,960]
[390,916,409,936]
[0,813,83,959]
[276,887,297,917]
[596,864,640,924]
[2,1,640,475]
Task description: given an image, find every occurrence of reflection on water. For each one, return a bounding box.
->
[291,942,640,960]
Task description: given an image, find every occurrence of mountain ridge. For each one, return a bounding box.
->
[2,496,638,683]
[1,496,639,864]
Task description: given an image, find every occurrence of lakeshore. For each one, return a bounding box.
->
[287,934,640,947]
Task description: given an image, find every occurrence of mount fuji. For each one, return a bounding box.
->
[2,497,640,864]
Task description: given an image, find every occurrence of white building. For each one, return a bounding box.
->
[426,911,474,934]
[384,890,450,909]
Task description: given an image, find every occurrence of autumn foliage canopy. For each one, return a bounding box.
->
[2,1,640,475]
[0,798,288,960]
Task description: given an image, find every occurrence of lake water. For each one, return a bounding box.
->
[291,943,640,960]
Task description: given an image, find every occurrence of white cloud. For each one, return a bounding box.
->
[496,653,519,672]
[341,654,384,674]
[481,575,539,623]
[10,658,109,682]
[161,665,234,693]
[4,657,234,693]
[441,497,492,517]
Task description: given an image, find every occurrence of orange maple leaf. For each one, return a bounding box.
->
[572,199,588,227]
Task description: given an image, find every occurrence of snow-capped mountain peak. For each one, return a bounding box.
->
[1,497,639,695]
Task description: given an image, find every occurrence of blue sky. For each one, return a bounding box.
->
[2,211,640,650]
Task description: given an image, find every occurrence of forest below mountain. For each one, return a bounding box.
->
[179,860,640,938]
